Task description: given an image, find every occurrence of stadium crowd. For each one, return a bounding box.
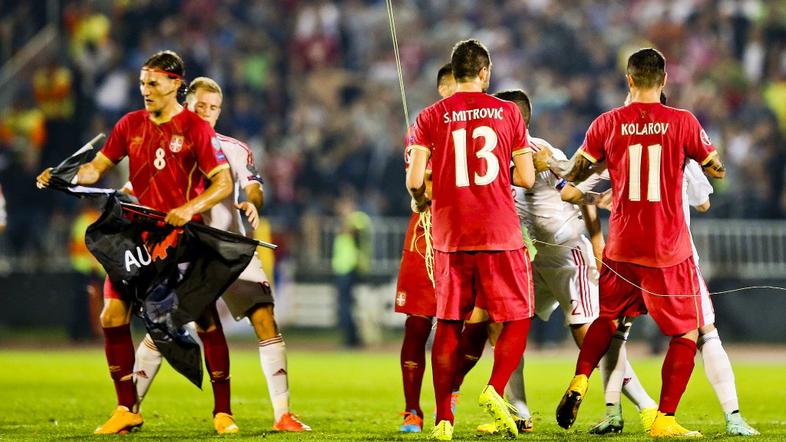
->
[1,0,786,263]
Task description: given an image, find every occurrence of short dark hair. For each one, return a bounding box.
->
[143,50,185,79]
[626,48,665,89]
[451,39,490,82]
[494,89,532,126]
[437,62,453,87]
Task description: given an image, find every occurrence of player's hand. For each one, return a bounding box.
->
[35,168,53,189]
[236,202,259,229]
[411,197,430,213]
[165,204,196,226]
[532,149,552,172]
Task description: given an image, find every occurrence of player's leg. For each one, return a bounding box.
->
[430,250,474,437]
[698,323,759,435]
[399,314,431,432]
[195,304,237,434]
[476,248,534,438]
[644,259,703,437]
[451,307,489,406]
[557,256,642,429]
[133,334,162,410]
[95,277,143,434]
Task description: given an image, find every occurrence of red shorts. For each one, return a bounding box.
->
[599,256,704,336]
[434,248,534,322]
[395,249,437,316]
[103,275,128,301]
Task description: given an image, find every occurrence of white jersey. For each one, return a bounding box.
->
[203,133,263,237]
[682,160,713,261]
[513,136,609,246]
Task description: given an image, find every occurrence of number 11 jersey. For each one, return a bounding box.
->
[409,91,529,252]
[579,102,717,268]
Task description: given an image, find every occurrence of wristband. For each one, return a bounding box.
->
[555,179,567,191]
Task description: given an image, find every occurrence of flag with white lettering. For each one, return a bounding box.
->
[84,193,257,387]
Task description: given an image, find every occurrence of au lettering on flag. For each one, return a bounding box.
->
[85,193,257,387]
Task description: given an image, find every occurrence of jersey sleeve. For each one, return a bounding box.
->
[193,119,229,178]
[684,160,713,206]
[408,108,434,157]
[578,116,606,164]
[100,114,130,163]
[683,112,717,166]
[511,103,531,157]
[575,166,611,193]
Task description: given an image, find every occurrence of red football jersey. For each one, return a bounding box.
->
[410,91,528,252]
[580,102,717,268]
[100,108,229,212]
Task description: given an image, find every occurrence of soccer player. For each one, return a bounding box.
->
[471,89,657,435]
[132,77,311,433]
[396,63,456,433]
[406,39,536,440]
[36,50,233,434]
[554,48,726,437]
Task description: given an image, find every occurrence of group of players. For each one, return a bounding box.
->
[396,39,760,439]
[36,51,310,435]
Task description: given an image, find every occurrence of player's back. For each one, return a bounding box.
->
[585,102,716,267]
[414,91,526,252]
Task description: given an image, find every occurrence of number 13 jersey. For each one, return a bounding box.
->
[409,91,529,252]
[579,102,717,268]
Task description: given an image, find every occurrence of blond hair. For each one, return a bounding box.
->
[186,76,223,99]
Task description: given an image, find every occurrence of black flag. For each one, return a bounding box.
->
[84,193,257,387]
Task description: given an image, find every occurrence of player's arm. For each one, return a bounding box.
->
[512,150,535,189]
[406,145,430,212]
[701,153,725,179]
[36,152,115,188]
[237,183,263,229]
[581,203,604,265]
[165,168,233,226]
[694,199,710,212]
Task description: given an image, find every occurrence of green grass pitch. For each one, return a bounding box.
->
[1,347,784,440]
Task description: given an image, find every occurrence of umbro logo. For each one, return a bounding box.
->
[273,368,288,376]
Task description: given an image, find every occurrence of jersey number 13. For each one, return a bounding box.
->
[451,126,500,187]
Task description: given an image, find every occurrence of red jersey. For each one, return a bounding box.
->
[580,102,717,268]
[410,91,529,252]
[100,108,229,212]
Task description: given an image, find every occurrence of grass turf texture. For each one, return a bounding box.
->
[1,348,784,440]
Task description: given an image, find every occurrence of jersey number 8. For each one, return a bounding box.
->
[451,126,499,187]
[153,147,167,170]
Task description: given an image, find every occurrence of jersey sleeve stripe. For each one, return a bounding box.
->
[700,150,718,166]
[407,145,431,157]
[204,163,230,178]
[512,147,533,157]
[580,149,598,164]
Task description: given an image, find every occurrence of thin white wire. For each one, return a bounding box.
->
[531,239,786,298]
[385,0,410,129]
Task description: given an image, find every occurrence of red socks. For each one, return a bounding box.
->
[488,318,531,394]
[431,320,462,424]
[199,327,232,416]
[400,316,432,417]
[102,324,137,410]
[575,316,617,377]
[452,321,489,391]
[659,336,697,414]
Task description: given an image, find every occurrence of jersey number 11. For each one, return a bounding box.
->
[628,143,661,202]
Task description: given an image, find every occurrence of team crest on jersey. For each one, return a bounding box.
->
[396,291,407,306]
[169,135,184,153]
[700,129,712,145]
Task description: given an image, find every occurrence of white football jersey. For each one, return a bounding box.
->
[683,159,713,261]
[203,133,263,237]
[513,136,609,246]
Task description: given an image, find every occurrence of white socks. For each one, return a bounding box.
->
[503,356,530,418]
[259,334,290,421]
[600,326,657,411]
[134,334,162,409]
[699,329,739,413]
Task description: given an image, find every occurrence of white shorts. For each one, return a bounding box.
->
[695,257,715,325]
[222,253,274,320]
[532,235,599,326]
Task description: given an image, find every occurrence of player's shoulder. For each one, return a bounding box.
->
[527,136,566,158]
[216,132,252,155]
[119,109,148,124]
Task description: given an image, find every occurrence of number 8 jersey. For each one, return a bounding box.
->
[409,91,530,252]
[100,108,229,212]
[579,102,717,268]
